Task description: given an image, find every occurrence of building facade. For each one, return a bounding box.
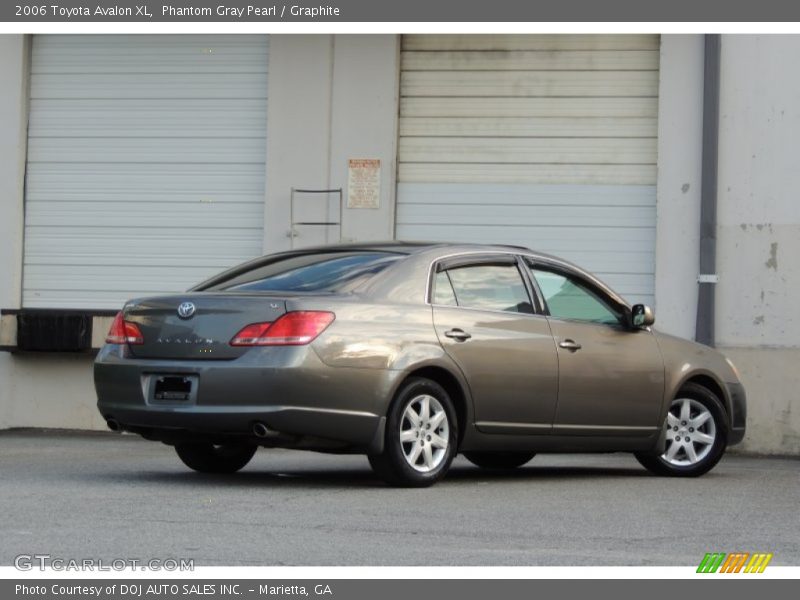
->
[0,34,797,454]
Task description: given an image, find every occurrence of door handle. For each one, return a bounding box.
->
[558,339,582,351]
[444,328,472,342]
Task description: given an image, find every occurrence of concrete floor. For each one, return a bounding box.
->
[0,430,798,566]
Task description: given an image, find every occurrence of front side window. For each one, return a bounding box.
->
[203,252,403,293]
[532,268,621,325]
[442,264,533,314]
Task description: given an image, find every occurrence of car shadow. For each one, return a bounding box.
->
[449,464,650,481]
[91,463,651,490]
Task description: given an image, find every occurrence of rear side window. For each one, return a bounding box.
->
[433,271,457,306]
[204,252,403,293]
[442,264,533,314]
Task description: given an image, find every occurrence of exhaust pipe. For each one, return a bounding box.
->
[252,422,274,438]
[106,419,122,432]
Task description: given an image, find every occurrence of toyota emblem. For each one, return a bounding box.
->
[177,302,196,319]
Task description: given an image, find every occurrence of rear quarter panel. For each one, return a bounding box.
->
[297,298,472,421]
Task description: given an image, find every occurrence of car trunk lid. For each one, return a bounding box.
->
[123,293,287,359]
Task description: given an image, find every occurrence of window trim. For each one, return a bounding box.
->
[432,270,458,307]
[524,259,628,327]
[427,252,539,316]
[435,253,518,272]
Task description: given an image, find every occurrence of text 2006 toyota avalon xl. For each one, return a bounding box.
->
[95,242,746,486]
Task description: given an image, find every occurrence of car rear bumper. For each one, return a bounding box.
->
[726,381,747,445]
[94,343,391,451]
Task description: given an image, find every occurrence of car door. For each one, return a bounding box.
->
[431,255,559,434]
[526,261,665,437]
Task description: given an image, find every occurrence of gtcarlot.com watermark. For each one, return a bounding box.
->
[14,554,194,572]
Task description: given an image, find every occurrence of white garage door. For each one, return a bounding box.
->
[397,34,659,305]
[23,35,269,309]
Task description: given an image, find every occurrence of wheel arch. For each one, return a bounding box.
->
[390,364,472,447]
[674,370,732,427]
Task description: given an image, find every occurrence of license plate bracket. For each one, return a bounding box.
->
[148,374,198,404]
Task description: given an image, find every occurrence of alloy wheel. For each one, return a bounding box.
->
[661,397,717,466]
[400,394,449,473]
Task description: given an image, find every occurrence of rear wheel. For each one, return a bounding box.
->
[635,382,728,477]
[175,442,257,474]
[464,451,536,469]
[368,377,458,487]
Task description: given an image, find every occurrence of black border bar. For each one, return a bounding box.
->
[4,0,800,22]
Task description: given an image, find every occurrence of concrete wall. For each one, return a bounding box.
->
[330,35,400,244]
[264,35,399,252]
[654,35,704,340]
[652,34,800,454]
[3,355,103,430]
[264,35,335,252]
[0,35,29,430]
[716,35,800,454]
[0,35,101,432]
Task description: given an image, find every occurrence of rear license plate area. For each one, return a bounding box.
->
[151,375,196,403]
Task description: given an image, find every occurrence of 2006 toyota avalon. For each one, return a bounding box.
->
[95,242,746,486]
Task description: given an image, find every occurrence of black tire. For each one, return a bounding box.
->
[463,451,536,470]
[635,382,728,477]
[174,442,257,474]
[368,377,458,487]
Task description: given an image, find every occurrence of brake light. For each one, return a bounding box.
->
[230,322,273,346]
[230,311,335,346]
[106,312,144,345]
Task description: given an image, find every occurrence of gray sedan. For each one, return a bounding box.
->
[95,243,746,486]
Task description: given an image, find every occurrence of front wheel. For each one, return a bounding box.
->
[635,383,728,477]
[175,442,257,474]
[463,451,536,469]
[368,377,458,487]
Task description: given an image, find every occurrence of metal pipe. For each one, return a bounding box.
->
[696,34,721,346]
[252,422,273,438]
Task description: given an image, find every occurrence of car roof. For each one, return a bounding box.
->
[284,240,588,270]
[291,240,540,256]
[297,240,578,265]
[287,240,601,278]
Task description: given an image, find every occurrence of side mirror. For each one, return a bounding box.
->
[630,304,655,328]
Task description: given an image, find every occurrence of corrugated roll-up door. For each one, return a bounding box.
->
[397,34,660,305]
[23,35,269,309]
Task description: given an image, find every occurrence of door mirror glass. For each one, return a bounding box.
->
[630,304,655,327]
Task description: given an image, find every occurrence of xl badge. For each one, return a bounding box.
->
[177,302,196,319]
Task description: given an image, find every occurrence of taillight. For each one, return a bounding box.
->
[230,311,335,346]
[229,322,273,346]
[105,312,144,345]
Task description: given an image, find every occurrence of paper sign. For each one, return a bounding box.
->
[347,159,381,209]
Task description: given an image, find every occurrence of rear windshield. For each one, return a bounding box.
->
[202,251,404,294]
